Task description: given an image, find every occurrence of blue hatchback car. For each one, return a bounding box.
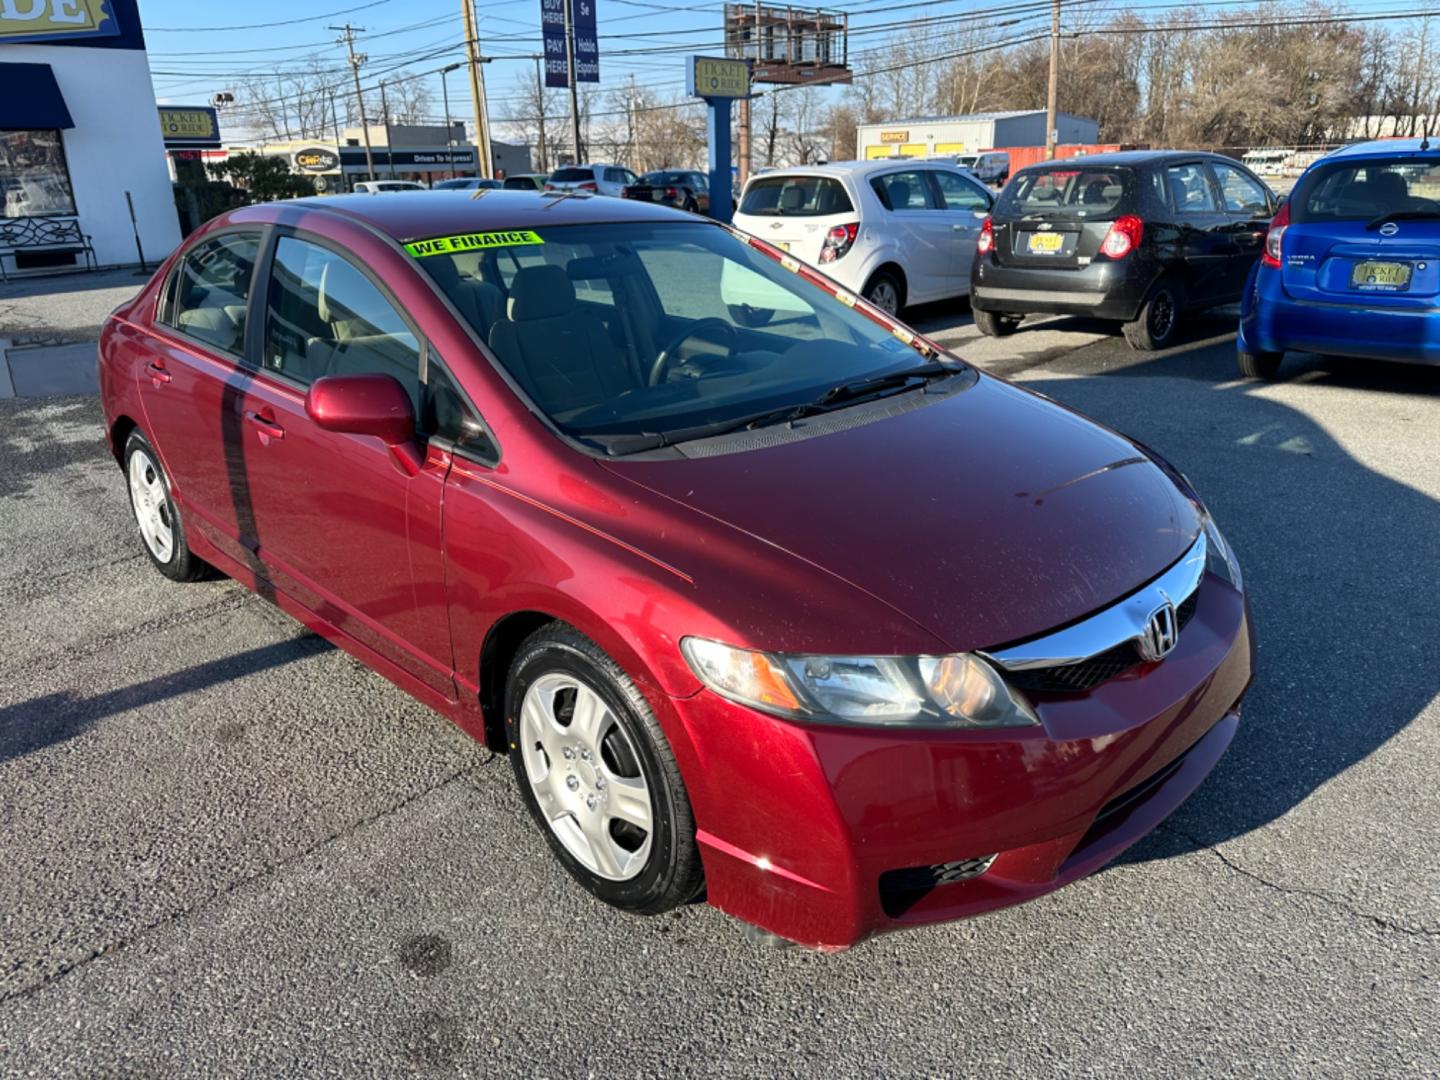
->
[1237,139,1440,379]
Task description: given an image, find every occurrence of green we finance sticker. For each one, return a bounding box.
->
[405,230,544,257]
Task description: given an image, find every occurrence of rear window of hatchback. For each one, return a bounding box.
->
[551,167,597,183]
[1292,158,1440,224]
[740,175,854,216]
[996,167,1139,219]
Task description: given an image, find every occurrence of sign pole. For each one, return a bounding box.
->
[706,98,734,226]
[563,0,581,162]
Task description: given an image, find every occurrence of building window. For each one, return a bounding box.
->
[0,130,76,219]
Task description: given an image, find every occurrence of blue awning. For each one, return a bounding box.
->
[0,63,74,131]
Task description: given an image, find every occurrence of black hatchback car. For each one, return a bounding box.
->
[970,151,1278,349]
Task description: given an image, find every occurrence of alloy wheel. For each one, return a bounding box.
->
[1150,289,1176,341]
[518,673,654,881]
[867,279,899,314]
[128,449,174,563]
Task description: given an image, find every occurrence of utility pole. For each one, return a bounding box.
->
[562,0,582,163]
[379,80,395,178]
[1044,0,1060,160]
[532,55,549,173]
[441,63,460,175]
[460,0,494,178]
[332,23,375,183]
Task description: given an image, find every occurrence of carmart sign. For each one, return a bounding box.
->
[0,0,119,43]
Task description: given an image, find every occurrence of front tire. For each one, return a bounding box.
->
[1122,281,1181,350]
[505,624,703,915]
[974,308,1021,337]
[1237,348,1284,380]
[123,431,209,582]
[862,269,904,316]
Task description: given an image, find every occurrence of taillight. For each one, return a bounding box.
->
[819,222,860,263]
[1262,201,1289,269]
[977,216,994,255]
[1101,215,1144,258]
[665,187,679,200]
[579,181,598,192]
[544,183,556,191]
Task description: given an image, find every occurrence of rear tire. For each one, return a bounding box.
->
[123,431,210,582]
[1237,348,1284,380]
[1122,282,1181,351]
[862,269,904,316]
[505,624,704,915]
[974,308,1021,337]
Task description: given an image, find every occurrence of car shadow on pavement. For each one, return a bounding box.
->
[1022,337,1440,862]
[0,636,330,767]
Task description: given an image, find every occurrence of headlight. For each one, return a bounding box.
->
[1204,515,1242,589]
[680,638,1039,729]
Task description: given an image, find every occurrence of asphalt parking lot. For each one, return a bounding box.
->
[2,286,1437,1077]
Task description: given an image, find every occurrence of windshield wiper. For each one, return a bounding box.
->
[812,362,955,407]
[1366,209,1440,230]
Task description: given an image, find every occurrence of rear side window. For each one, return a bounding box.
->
[1164,164,1220,213]
[930,170,990,211]
[996,167,1137,218]
[1293,158,1440,223]
[262,236,421,405]
[870,170,938,211]
[740,175,853,216]
[551,168,594,183]
[167,232,261,355]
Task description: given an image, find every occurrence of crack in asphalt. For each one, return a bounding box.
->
[0,765,484,1007]
[1162,823,1440,939]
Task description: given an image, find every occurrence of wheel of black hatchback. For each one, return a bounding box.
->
[505,623,704,914]
[974,308,1021,338]
[1122,281,1181,351]
[1237,348,1284,380]
[862,269,904,316]
[123,430,211,582]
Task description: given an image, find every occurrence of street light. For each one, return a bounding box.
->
[440,62,462,176]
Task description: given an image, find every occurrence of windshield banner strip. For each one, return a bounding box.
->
[406,231,545,257]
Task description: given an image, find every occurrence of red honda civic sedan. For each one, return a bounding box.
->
[99,192,1253,949]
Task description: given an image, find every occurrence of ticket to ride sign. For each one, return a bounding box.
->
[158,107,221,149]
[0,0,119,43]
[687,56,750,100]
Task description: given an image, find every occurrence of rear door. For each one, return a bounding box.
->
[868,167,952,301]
[926,168,992,288]
[1161,161,1233,304]
[139,230,265,569]
[1280,156,1440,311]
[1211,159,1276,299]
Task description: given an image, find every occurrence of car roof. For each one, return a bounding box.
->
[1321,139,1439,161]
[746,159,973,181]
[1015,150,1232,170]
[277,189,695,241]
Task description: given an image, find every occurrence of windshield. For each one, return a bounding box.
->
[1292,157,1440,224]
[412,221,955,447]
[739,175,853,217]
[996,166,1138,219]
[550,168,595,183]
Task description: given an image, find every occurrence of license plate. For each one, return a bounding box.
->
[1351,260,1411,290]
[1026,232,1065,254]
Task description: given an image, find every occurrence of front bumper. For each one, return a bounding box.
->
[1240,265,1440,365]
[971,252,1161,322]
[664,573,1254,949]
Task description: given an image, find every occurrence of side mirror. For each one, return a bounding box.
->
[305,373,415,446]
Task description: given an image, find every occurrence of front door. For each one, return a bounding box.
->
[1210,160,1276,301]
[1162,161,1234,305]
[239,232,455,698]
[926,168,993,290]
[136,230,265,570]
[869,168,953,302]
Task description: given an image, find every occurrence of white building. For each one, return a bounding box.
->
[857,111,1100,160]
[0,0,181,274]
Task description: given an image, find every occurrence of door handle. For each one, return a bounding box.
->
[243,411,285,442]
[145,361,171,385]
[952,223,971,231]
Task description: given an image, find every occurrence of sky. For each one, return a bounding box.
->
[138,0,1434,146]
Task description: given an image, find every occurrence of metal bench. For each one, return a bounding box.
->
[0,217,97,282]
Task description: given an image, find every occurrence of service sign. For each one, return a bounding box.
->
[159,106,222,148]
[878,130,910,144]
[0,0,119,44]
[293,147,340,173]
[687,56,750,100]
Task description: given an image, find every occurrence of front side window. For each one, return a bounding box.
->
[0,129,75,218]
[930,170,989,212]
[870,170,938,212]
[413,221,960,451]
[1165,164,1221,214]
[1212,162,1272,215]
[262,236,421,408]
[1294,158,1440,224]
[168,233,261,355]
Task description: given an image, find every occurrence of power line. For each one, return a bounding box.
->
[148,1,392,33]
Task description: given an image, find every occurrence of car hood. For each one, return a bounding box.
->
[599,375,1202,652]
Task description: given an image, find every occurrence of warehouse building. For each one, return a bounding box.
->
[857,111,1100,160]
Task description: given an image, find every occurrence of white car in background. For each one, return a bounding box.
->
[732,160,994,314]
[545,163,639,197]
[353,180,428,193]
